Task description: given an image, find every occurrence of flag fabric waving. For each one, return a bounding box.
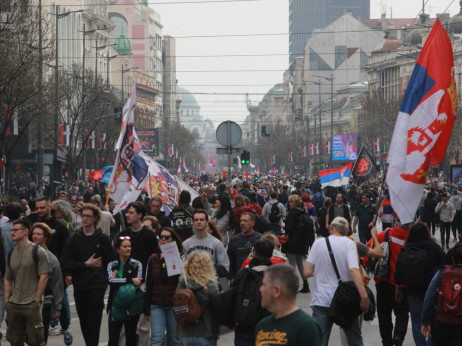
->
[319,162,353,189]
[386,19,457,224]
[107,83,150,214]
[208,159,216,168]
[352,147,380,185]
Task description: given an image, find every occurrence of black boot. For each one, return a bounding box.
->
[299,281,310,293]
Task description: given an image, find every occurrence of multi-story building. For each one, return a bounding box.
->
[289,0,370,63]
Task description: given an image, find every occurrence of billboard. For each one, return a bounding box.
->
[137,129,159,157]
[332,134,357,161]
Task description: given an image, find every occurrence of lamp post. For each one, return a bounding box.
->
[314,74,334,167]
[54,6,83,186]
[38,0,43,187]
[106,53,119,88]
[93,42,117,84]
[79,24,99,180]
[308,80,321,168]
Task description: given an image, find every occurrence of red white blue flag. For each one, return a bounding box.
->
[386,19,457,224]
[60,124,69,146]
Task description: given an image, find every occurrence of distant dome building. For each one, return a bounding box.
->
[447,1,462,34]
[176,86,216,145]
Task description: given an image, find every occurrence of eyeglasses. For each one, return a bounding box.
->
[159,235,172,240]
[119,236,130,240]
[11,228,25,232]
[81,214,95,218]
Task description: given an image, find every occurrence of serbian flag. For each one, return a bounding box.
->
[60,124,69,146]
[271,168,277,174]
[177,162,181,175]
[319,162,353,189]
[183,161,188,173]
[98,133,106,150]
[386,19,457,224]
[208,159,216,168]
[4,106,18,136]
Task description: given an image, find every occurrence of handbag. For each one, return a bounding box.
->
[325,237,374,329]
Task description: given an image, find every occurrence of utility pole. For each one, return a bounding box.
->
[37,0,44,187]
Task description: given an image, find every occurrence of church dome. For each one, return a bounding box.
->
[115,32,132,55]
[447,1,462,34]
[177,86,199,109]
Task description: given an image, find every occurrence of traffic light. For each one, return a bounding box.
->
[241,150,250,165]
[233,158,237,167]
[261,125,269,137]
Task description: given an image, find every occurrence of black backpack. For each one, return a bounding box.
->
[169,207,193,241]
[251,209,271,234]
[312,194,324,212]
[233,268,270,327]
[395,246,429,290]
[268,202,281,224]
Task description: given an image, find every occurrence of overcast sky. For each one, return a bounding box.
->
[153,0,460,130]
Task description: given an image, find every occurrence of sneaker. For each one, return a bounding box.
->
[48,325,61,336]
[64,327,73,345]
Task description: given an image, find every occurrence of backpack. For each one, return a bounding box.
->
[369,230,391,279]
[312,194,324,212]
[300,213,315,248]
[395,246,429,290]
[268,202,281,224]
[436,265,462,325]
[169,207,193,241]
[251,209,271,233]
[173,288,204,325]
[233,268,270,327]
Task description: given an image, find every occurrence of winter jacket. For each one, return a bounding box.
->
[284,208,314,255]
[106,257,143,313]
[144,252,180,315]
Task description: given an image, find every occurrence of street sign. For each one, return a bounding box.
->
[216,147,242,154]
[216,121,242,147]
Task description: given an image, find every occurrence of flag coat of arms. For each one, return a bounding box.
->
[386,19,457,224]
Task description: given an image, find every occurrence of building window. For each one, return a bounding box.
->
[381,66,400,101]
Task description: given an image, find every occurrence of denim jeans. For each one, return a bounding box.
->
[407,294,432,346]
[311,305,364,346]
[358,227,372,244]
[150,305,179,346]
[182,337,217,346]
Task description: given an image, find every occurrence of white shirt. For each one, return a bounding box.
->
[307,235,359,308]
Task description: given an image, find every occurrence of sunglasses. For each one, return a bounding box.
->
[159,235,172,240]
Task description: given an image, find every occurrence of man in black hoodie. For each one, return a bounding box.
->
[232,239,273,346]
[119,201,160,346]
[61,203,114,346]
[147,197,172,228]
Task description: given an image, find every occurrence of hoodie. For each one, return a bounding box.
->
[61,228,114,290]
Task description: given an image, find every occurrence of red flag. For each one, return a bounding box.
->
[88,169,104,182]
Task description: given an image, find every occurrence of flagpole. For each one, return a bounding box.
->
[148,172,153,197]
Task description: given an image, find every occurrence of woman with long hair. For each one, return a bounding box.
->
[107,237,143,346]
[203,193,234,245]
[207,220,224,243]
[176,251,220,346]
[284,194,314,293]
[145,227,182,346]
[420,192,437,236]
[395,223,445,346]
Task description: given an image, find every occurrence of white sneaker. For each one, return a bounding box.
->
[48,325,61,336]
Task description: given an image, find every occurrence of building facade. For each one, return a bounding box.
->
[289,0,370,63]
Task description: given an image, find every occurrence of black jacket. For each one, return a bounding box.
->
[147,211,171,228]
[284,208,314,255]
[328,204,351,225]
[28,216,70,261]
[61,228,114,290]
[107,258,142,313]
[119,226,160,277]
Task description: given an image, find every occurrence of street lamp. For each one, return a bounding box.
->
[93,42,117,84]
[53,6,83,185]
[314,74,334,168]
[308,80,321,168]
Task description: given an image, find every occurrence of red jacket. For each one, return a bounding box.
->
[366,227,409,286]
[241,256,285,269]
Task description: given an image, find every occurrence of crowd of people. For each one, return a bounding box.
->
[0,173,462,345]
